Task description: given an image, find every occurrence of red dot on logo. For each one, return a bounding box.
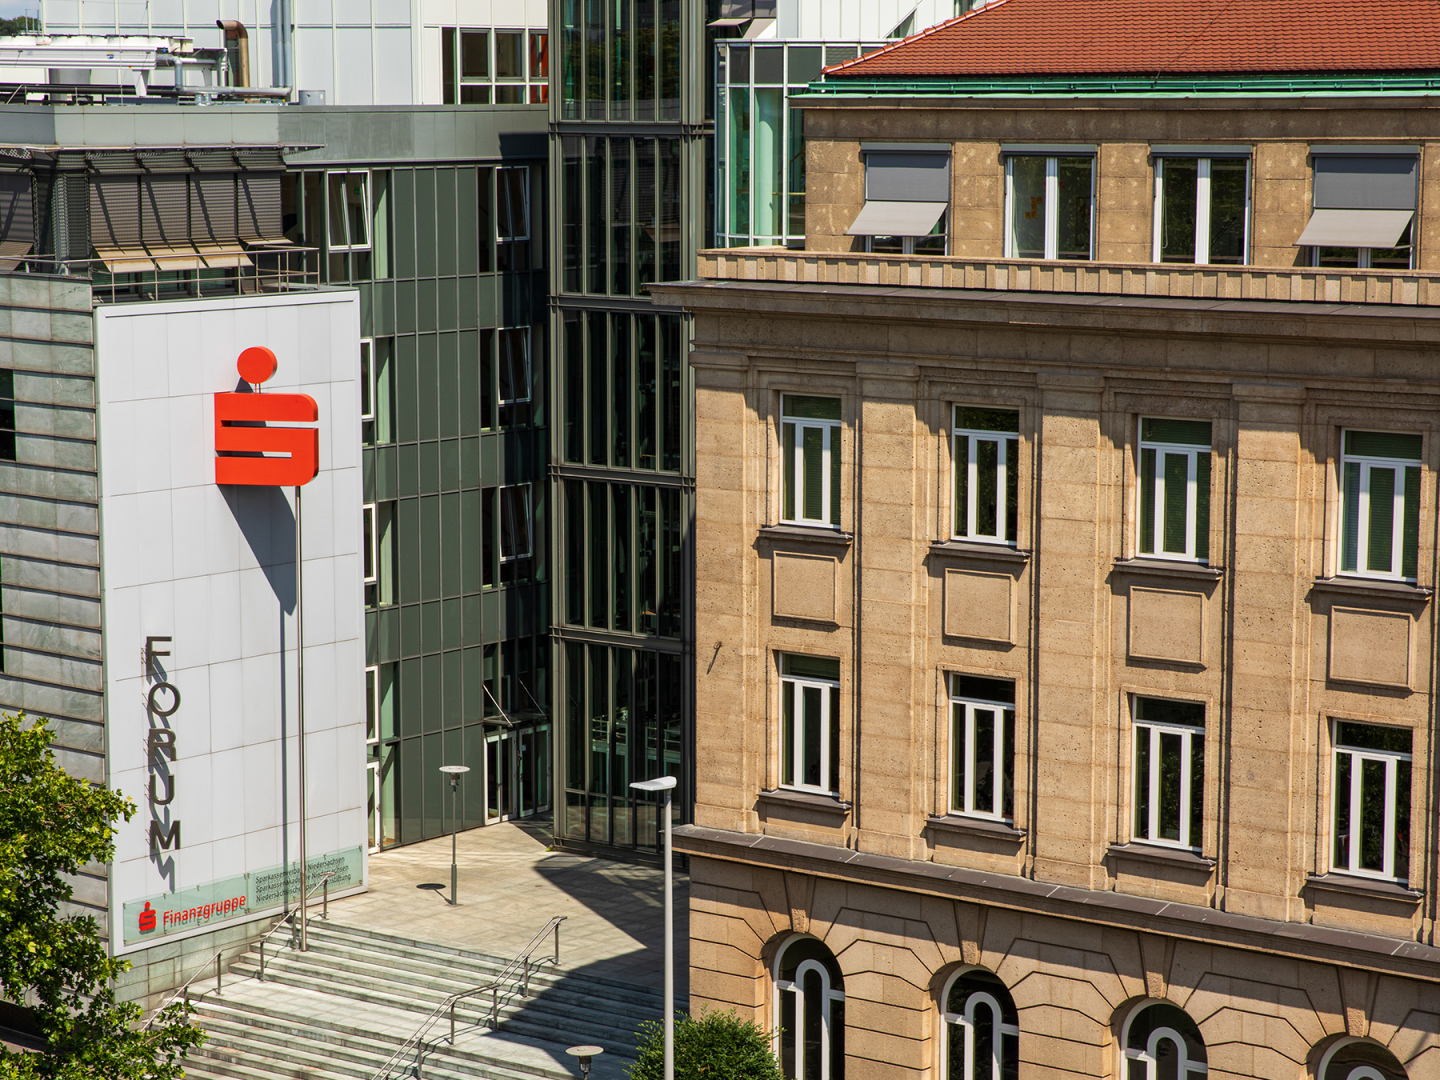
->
[237,346,278,386]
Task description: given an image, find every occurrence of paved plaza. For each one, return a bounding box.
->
[327,816,690,993]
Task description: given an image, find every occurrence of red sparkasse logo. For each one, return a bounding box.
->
[214,347,320,487]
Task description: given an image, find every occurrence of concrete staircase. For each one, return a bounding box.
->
[179,920,673,1080]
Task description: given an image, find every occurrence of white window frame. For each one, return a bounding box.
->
[941,972,1020,1080]
[948,683,1014,821]
[1151,156,1252,266]
[1339,430,1421,582]
[360,338,375,422]
[497,326,532,405]
[496,165,531,242]
[780,661,839,795]
[363,503,378,585]
[1137,418,1210,563]
[499,483,533,562]
[326,170,371,252]
[952,407,1018,545]
[365,664,379,744]
[1123,1026,1209,1079]
[780,397,841,529]
[863,210,949,257]
[773,947,846,1080]
[1331,722,1411,882]
[1003,154,1094,260]
[1317,1039,1401,1080]
[1131,699,1205,851]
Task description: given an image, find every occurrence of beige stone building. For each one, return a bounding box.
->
[657,2,1440,1077]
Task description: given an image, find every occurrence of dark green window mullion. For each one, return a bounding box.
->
[588,481,610,629]
[636,139,657,289]
[613,485,632,632]
[561,0,581,118]
[612,312,632,467]
[635,0,655,120]
[565,481,585,624]
[637,314,657,470]
[563,313,584,462]
[587,310,608,465]
[638,486,658,634]
[585,0,605,119]
[587,137,606,294]
[612,0,631,120]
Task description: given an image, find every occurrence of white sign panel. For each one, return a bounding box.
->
[94,291,367,953]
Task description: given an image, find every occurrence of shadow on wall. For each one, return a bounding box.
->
[220,483,297,614]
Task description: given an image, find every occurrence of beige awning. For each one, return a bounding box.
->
[1294,209,1414,249]
[147,245,207,271]
[94,246,159,273]
[846,200,947,237]
[195,243,253,269]
[0,238,30,272]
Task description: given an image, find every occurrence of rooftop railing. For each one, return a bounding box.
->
[697,248,1440,309]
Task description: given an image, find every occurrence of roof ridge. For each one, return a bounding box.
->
[821,0,1014,76]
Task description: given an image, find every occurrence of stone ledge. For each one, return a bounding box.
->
[926,814,1027,841]
[1305,872,1423,904]
[1309,577,1433,603]
[757,788,852,816]
[1108,842,1217,872]
[1111,558,1224,583]
[673,823,1440,983]
[928,540,1030,565]
[758,524,853,546]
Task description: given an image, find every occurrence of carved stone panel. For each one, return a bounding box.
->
[1128,586,1205,666]
[773,551,838,624]
[1329,606,1411,689]
[944,568,1013,644]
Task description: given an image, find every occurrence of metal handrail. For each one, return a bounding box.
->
[369,915,567,1080]
[142,869,340,1027]
[256,870,339,981]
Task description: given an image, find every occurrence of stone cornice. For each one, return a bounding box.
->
[675,823,1440,983]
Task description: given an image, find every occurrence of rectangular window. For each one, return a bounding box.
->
[1005,155,1093,260]
[780,654,840,794]
[497,327,531,404]
[948,674,1015,820]
[0,368,15,461]
[1332,721,1411,882]
[1304,151,1417,270]
[359,338,375,422]
[1137,418,1212,563]
[1132,697,1205,850]
[953,406,1019,545]
[500,484,533,561]
[363,503,377,585]
[1340,430,1422,580]
[781,394,841,529]
[497,166,531,272]
[443,27,548,103]
[326,172,370,251]
[1153,156,1250,266]
[365,665,379,743]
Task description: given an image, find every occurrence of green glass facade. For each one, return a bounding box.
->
[285,122,553,851]
[550,0,710,854]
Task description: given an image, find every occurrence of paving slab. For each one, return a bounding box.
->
[325,816,690,995]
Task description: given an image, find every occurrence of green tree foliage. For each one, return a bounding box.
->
[0,17,40,35]
[629,1010,784,1080]
[0,713,205,1079]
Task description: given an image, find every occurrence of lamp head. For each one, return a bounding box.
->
[566,1045,603,1077]
[439,764,470,789]
[630,775,677,794]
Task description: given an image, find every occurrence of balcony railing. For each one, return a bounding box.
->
[697,249,1440,308]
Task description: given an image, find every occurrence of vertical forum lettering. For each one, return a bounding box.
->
[145,636,182,852]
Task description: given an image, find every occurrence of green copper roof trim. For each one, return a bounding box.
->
[805,72,1440,97]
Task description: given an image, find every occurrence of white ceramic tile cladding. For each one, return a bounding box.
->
[95,292,367,954]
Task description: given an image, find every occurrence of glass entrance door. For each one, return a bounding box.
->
[486,731,514,823]
[367,760,381,852]
[486,724,551,823]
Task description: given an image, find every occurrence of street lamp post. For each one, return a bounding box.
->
[438,765,470,905]
[631,774,678,1080]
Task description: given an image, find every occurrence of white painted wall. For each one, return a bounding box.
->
[776,0,962,41]
[94,290,366,955]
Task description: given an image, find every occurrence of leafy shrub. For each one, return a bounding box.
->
[628,1009,784,1080]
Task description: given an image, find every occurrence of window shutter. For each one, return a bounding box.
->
[864,151,950,203]
[1162,453,1188,554]
[829,428,840,526]
[1313,155,1418,211]
[1367,466,1396,573]
[238,172,283,239]
[1403,465,1421,580]
[90,176,141,247]
[954,435,968,537]
[1194,452,1210,562]
[190,174,237,242]
[1139,447,1156,554]
[0,173,34,247]
[1342,461,1361,572]
[802,426,823,520]
[141,175,189,245]
[65,175,88,260]
[783,423,796,520]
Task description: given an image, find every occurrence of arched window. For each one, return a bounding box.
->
[774,936,845,1080]
[1318,1038,1408,1080]
[943,969,1019,1080]
[1122,1002,1207,1079]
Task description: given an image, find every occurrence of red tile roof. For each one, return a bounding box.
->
[824,0,1440,78]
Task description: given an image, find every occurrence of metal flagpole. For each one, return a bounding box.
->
[296,483,308,951]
